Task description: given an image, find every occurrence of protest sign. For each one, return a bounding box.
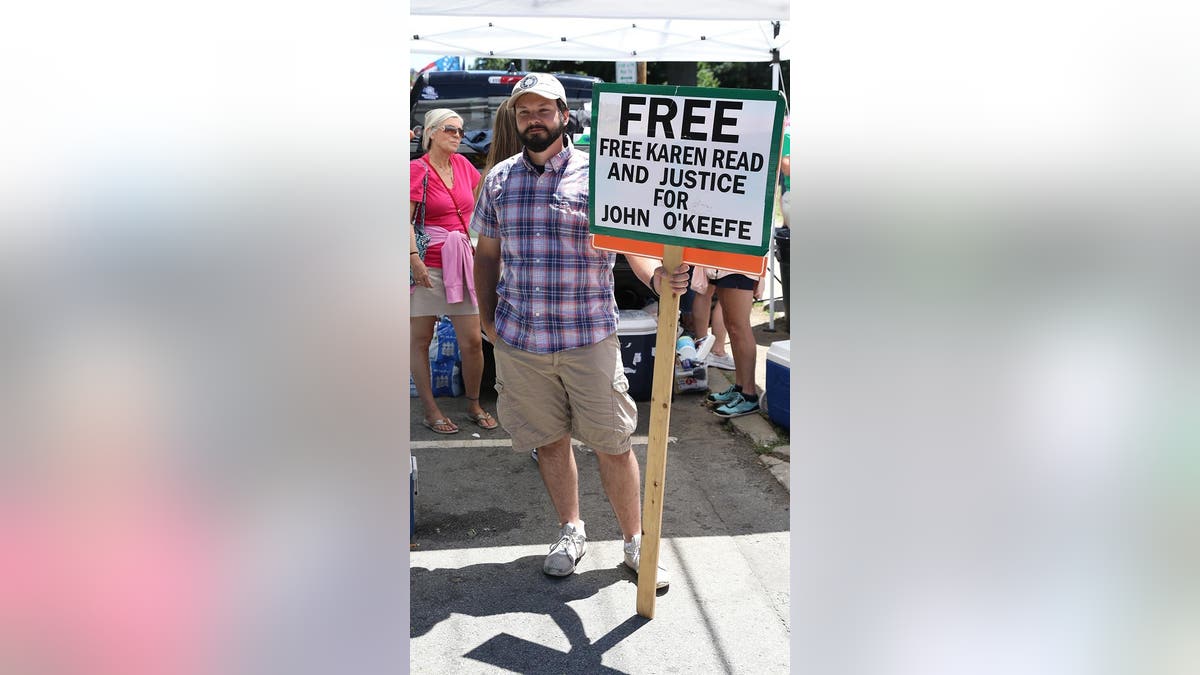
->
[589,84,785,258]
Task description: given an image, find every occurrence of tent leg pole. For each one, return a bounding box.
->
[767,225,776,330]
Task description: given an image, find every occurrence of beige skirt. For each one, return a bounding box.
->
[411,267,478,317]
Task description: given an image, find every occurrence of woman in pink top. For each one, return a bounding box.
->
[410,108,496,434]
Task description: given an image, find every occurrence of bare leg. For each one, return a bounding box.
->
[536,436,581,527]
[411,316,454,429]
[716,286,757,393]
[595,448,643,542]
[710,297,729,357]
[691,284,715,341]
[448,313,488,417]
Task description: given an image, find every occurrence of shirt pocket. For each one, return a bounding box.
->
[493,378,526,435]
[549,194,589,220]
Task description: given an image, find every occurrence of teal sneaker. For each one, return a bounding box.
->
[706,385,741,407]
[714,393,761,418]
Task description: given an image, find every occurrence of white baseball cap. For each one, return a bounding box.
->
[511,73,566,104]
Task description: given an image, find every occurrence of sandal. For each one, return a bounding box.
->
[464,396,499,430]
[422,418,459,434]
[466,410,499,430]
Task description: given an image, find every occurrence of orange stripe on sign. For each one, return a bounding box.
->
[591,235,767,276]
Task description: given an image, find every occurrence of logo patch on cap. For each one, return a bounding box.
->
[518,75,538,89]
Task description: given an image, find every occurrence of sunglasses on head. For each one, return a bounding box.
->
[439,125,464,137]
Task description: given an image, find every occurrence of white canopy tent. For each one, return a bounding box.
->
[410,0,789,63]
[409,17,790,63]
[410,0,788,21]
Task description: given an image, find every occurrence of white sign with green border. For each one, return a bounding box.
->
[615,61,637,84]
[589,83,785,257]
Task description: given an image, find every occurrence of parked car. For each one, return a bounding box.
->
[409,69,602,165]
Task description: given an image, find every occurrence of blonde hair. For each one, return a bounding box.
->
[475,98,523,199]
[421,108,460,152]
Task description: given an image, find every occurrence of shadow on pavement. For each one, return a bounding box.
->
[411,556,650,673]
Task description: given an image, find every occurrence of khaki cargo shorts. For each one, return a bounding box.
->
[493,333,637,455]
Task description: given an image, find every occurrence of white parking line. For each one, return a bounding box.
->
[410,435,675,450]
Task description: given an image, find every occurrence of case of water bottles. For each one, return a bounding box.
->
[410,316,464,398]
[674,362,708,393]
[673,334,708,394]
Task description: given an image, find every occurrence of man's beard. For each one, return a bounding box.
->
[518,117,565,153]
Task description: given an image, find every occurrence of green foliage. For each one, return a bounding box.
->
[699,61,789,98]
[472,58,615,79]
[473,58,514,71]
[468,58,788,102]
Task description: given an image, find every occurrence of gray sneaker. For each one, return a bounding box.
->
[705,351,736,370]
[544,522,587,576]
[623,534,670,589]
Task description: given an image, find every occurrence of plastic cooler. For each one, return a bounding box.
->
[409,456,418,536]
[766,340,791,429]
[617,309,657,402]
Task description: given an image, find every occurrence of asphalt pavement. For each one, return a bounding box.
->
[409,305,791,674]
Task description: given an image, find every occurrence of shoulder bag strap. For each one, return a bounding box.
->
[411,167,429,230]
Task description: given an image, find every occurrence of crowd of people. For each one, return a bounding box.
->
[409,72,786,586]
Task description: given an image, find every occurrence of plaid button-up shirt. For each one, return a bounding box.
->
[471,145,617,354]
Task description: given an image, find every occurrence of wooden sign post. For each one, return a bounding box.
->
[636,244,683,616]
[588,83,785,618]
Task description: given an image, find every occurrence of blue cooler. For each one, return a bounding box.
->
[617,309,657,401]
[766,340,790,429]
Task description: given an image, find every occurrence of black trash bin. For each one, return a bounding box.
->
[773,227,790,325]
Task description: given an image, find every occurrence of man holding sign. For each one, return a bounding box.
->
[471,73,687,587]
